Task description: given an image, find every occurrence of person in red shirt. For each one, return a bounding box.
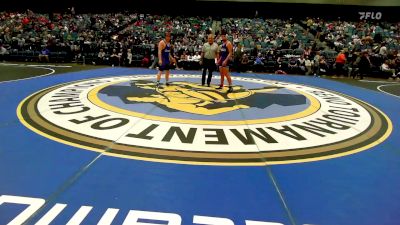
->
[335,50,346,76]
[22,18,30,25]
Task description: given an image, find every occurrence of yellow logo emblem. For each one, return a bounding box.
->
[127,81,281,115]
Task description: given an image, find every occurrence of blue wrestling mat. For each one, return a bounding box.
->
[0,67,399,225]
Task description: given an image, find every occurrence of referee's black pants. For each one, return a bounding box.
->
[202,58,215,86]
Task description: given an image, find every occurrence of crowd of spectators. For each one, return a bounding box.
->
[1,9,399,79]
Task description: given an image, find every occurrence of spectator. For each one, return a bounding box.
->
[141,49,150,67]
[0,10,399,78]
[193,52,201,62]
[346,50,357,77]
[178,51,188,69]
[354,51,371,80]
[313,51,321,76]
[126,49,133,66]
[39,47,50,63]
[381,60,397,79]
[291,37,300,49]
[297,55,306,74]
[395,53,400,77]
[110,49,120,67]
[281,38,290,49]
[335,50,346,76]
[253,53,264,72]
[288,57,298,73]
[303,46,311,58]
[254,53,264,66]
[379,43,388,58]
[304,56,313,75]
[187,52,194,61]
[0,44,8,62]
[234,43,243,72]
[149,43,159,69]
[240,54,249,72]
[97,48,106,65]
[276,57,283,71]
[319,56,328,74]
[275,69,287,74]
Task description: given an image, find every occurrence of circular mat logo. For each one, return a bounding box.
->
[18,75,392,166]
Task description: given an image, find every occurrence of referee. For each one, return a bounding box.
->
[200,34,218,86]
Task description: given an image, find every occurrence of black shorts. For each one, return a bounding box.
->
[159,63,171,71]
[203,58,216,71]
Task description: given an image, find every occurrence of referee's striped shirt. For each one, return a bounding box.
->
[202,42,218,59]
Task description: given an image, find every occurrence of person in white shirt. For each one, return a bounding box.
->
[381,60,396,78]
[126,49,133,66]
[187,53,194,61]
[200,34,218,86]
[297,55,306,74]
[313,51,321,76]
[379,43,387,57]
[304,56,314,75]
[96,48,106,65]
[192,52,201,62]
[110,49,120,67]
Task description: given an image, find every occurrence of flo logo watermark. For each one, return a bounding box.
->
[359,12,382,20]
